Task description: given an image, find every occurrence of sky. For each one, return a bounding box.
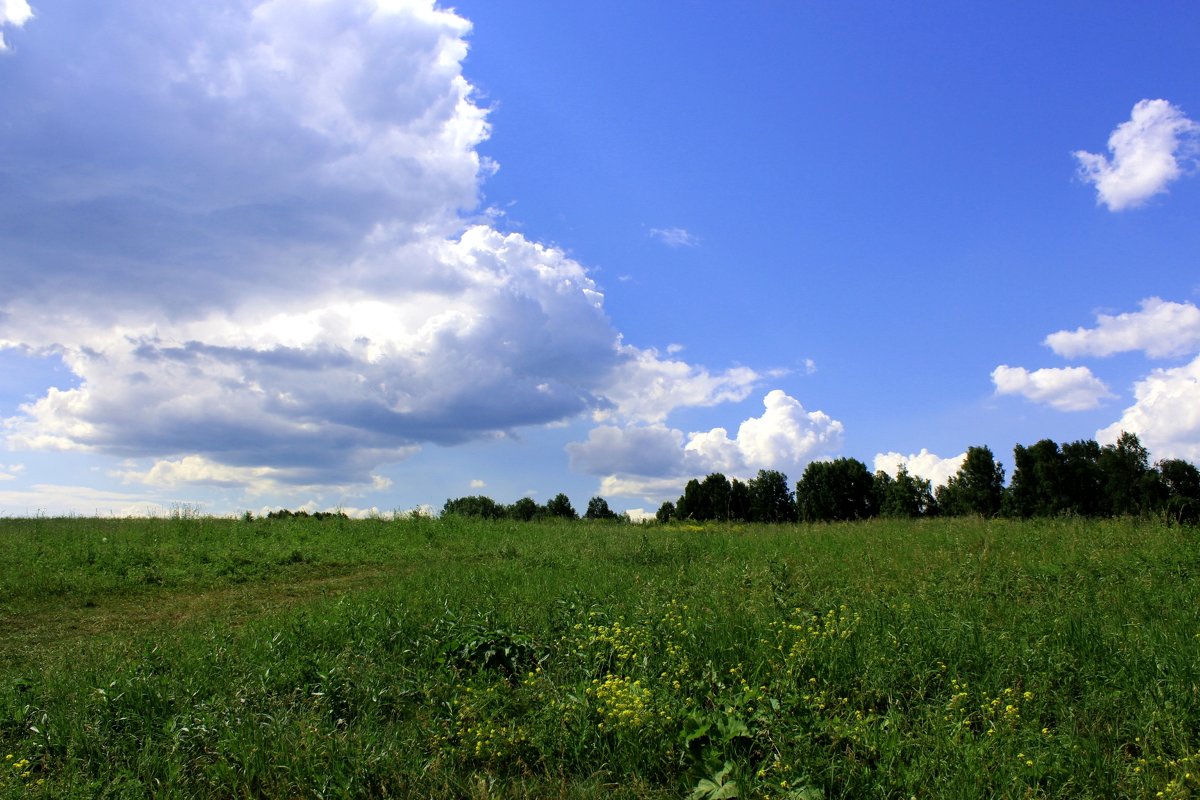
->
[1,0,1199,518]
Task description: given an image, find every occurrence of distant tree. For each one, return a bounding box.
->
[872,470,893,513]
[1099,431,1152,516]
[1005,437,1109,518]
[796,458,875,522]
[544,493,578,520]
[268,508,351,520]
[676,479,703,521]
[876,466,934,518]
[700,473,733,521]
[729,478,753,521]
[656,500,675,523]
[1155,458,1200,524]
[1007,439,1065,518]
[936,446,1004,517]
[1060,439,1104,516]
[585,496,619,520]
[507,496,541,521]
[749,469,797,523]
[441,495,503,519]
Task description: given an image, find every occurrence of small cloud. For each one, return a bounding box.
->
[991,365,1113,411]
[1044,297,1200,359]
[649,227,700,248]
[1074,99,1199,211]
[0,463,25,481]
[803,358,817,375]
[0,0,33,52]
[665,343,685,355]
[469,479,486,489]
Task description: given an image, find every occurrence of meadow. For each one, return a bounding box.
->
[0,515,1197,798]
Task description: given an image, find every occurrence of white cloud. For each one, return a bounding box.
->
[0,463,24,481]
[0,0,32,51]
[596,476,688,504]
[649,227,699,247]
[1074,99,1199,211]
[873,449,965,488]
[0,483,178,517]
[569,389,844,502]
[991,365,1113,411]
[602,344,759,423]
[0,2,773,497]
[114,454,400,499]
[469,479,486,489]
[1044,297,1200,359]
[1,0,31,25]
[729,389,843,471]
[1098,354,1200,462]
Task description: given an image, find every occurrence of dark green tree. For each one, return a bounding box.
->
[441,495,503,519]
[936,446,1004,517]
[700,473,733,521]
[796,458,875,522]
[1156,458,1200,524]
[585,496,619,520]
[1099,431,1151,516]
[676,478,703,521]
[876,467,934,518]
[1006,438,1108,518]
[1060,439,1104,516]
[749,469,797,523]
[506,496,541,521]
[729,478,753,521]
[655,500,675,523]
[1007,439,1065,518]
[544,493,578,519]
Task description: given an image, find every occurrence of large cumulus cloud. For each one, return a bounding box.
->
[0,0,759,493]
[1097,354,1200,462]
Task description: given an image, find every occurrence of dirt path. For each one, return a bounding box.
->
[1,564,402,669]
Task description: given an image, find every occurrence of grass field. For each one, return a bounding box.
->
[1,515,1198,798]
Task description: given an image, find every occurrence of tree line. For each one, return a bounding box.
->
[657,431,1200,524]
[441,492,623,522]
[440,431,1200,526]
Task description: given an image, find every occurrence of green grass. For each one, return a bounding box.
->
[0,515,1198,798]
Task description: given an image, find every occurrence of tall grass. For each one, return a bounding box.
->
[0,516,1197,798]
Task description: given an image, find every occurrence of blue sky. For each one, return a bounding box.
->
[2,0,1199,517]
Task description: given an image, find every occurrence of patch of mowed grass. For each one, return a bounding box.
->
[1,516,1199,798]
